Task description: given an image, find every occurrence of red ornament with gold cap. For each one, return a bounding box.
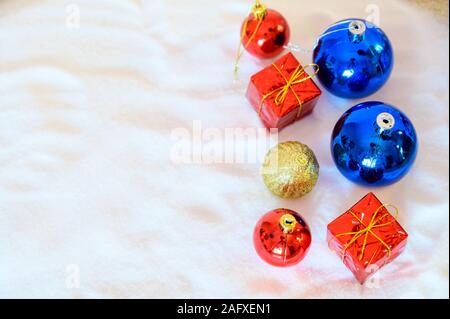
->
[240,0,290,58]
[234,0,290,76]
[253,208,312,267]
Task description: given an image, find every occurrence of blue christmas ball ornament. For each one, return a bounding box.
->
[313,19,394,99]
[331,101,418,186]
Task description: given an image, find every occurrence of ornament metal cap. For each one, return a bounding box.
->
[376,112,396,130]
[349,20,366,43]
[252,3,267,20]
[279,214,297,233]
[349,20,366,35]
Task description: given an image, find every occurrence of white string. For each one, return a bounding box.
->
[285,20,381,53]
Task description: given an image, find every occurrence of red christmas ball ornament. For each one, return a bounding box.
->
[240,6,290,59]
[253,209,312,267]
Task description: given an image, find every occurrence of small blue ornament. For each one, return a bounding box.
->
[331,101,418,186]
[313,19,394,99]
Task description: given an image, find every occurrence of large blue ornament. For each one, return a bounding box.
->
[313,19,394,99]
[331,101,418,186]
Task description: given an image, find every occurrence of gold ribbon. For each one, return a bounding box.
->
[258,63,319,119]
[336,204,399,261]
[233,1,267,79]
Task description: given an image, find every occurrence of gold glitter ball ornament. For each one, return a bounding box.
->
[262,141,319,199]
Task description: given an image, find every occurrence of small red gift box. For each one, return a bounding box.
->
[327,193,408,284]
[246,52,321,130]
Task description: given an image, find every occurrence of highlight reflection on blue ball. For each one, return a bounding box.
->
[313,19,394,99]
[331,102,418,186]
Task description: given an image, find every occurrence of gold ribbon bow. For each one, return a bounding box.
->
[258,63,319,118]
[336,204,399,261]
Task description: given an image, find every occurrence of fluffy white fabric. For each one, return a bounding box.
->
[0,0,448,299]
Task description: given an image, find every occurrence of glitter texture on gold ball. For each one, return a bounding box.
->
[262,141,319,199]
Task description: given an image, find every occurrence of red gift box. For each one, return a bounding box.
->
[246,52,321,130]
[327,193,408,284]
